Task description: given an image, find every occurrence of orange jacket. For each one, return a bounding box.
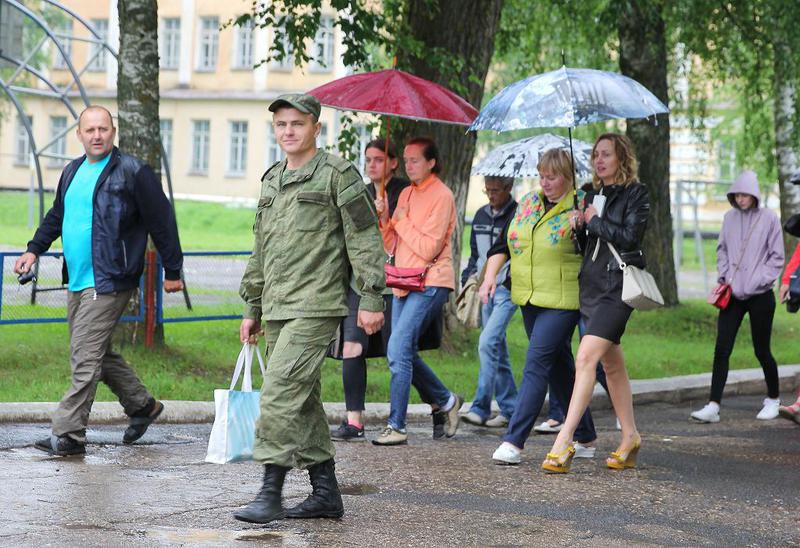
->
[380,174,456,297]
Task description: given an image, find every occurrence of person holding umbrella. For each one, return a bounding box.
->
[372,137,463,446]
[478,148,597,465]
[331,139,409,442]
[543,133,649,473]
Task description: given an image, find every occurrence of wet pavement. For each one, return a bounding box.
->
[1,393,798,547]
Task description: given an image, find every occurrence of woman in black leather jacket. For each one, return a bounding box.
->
[542,133,649,474]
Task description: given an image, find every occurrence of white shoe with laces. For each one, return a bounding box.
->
[492,442,521,465]
[573,442,596,459]
[756,398,781,420]
[690,403,720,423]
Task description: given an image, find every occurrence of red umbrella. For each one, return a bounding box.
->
[307,67,478,201]
[307,68,478,126]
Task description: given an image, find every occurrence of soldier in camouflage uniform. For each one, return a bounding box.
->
[233,94,386,524]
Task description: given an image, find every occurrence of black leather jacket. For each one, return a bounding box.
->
[27,147,183,294]
[578,181,650,270]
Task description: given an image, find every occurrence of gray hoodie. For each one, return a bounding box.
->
[718,170,784,299]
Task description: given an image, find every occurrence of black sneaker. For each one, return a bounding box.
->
[34,435,86,456]
[331,421,366,442]
[432,411,446,440]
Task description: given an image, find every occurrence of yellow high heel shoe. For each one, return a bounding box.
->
[541,443,576,474]
[607,433,641,470]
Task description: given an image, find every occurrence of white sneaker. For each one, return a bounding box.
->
[756,398,781,420]
[573,442,596,459]
[533,420,562,434]
[485,414,509,428]
[492,442,521,465]
[690,403,720,423]
[461,411,486,426]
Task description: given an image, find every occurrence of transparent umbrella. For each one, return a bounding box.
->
[472,133,593,179]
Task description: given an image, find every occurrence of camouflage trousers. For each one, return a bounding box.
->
[253,316,341,469]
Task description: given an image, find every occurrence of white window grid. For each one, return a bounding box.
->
[266,123,284,166]
[228,121,248,175]
[232,20,254,69]
[15,115,32,166]
[197,17,219,71]
[160,18,181,69]
[48,116,68,167]
[270,25,293,71]
[191,120,210,174]
[310,16,334,72]
[87,19,108,72]
[52,22,73,70]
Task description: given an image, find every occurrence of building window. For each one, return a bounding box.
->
[232,19,254,69]
[48,116,68,167]
[197,17,219,71]
[15,115,33,166]
[160,18,181,69]
[87,19,108,72]
[228,121,248,175]
[266,124,283,166]
[160,119,173,167]
[270,25,293,71]
[310,16,334,72]
[52,22,73,69]
[190,120,210,174]
[317,122,328,149]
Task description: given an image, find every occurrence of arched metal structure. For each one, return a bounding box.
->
[0,0,176,224]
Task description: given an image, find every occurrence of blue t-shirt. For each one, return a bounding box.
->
[62,154,111,291]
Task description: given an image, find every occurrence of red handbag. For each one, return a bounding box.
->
[707,283,732,309]
[384,238,442,292]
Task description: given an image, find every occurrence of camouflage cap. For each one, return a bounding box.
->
[268,93,321,120]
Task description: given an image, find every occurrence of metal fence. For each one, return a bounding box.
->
[0,250,250,325]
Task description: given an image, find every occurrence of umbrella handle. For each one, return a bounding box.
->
[379,117,392,205]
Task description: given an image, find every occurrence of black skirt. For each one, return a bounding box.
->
[579,241,633,345]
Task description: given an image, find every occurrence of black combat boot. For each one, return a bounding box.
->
[233,464,290,523]
[285,459,344,519]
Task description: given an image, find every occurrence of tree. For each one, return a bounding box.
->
[670,0,800,253]
[116,0,162,345]
[619,1,678,306]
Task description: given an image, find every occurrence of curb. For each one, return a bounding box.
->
[1,365,798,425]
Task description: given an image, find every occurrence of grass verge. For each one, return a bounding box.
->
[1,299,798,403]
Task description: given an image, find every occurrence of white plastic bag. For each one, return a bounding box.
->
[205,343,266,464]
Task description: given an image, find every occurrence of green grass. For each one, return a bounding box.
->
[2,299,798,402]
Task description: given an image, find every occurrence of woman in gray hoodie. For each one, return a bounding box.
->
[691,170,785,423]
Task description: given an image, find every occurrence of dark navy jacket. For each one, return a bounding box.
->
[27,147,183,294]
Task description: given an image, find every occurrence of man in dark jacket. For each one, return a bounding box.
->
[14,105,184,456]
[460,176,519,428]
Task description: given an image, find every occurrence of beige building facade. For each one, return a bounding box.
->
[0,0,361,201]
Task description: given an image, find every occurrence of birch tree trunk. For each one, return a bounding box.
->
[773,40,800,255]
[115,0,163,345]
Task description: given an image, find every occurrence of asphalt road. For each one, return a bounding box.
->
[1,393,798,547]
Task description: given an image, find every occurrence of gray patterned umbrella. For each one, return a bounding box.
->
[472,134,592,178]
[470,67,669,132]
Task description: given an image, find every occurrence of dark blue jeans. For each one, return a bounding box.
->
[548,318,609,423]
[387,287,452,431]
[503,305,597,448]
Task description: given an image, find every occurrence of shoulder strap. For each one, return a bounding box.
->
[606,242,626,269]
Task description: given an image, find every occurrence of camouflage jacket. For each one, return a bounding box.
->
[240,149,386,321]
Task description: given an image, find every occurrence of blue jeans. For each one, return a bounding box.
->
[548,318,609,422]
[387,287,452,431]
[504,305,597,448]
[469,285,518,420]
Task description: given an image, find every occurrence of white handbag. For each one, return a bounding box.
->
[607,243,664,311]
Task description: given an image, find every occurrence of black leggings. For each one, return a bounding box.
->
[343,357,367,411]
[710,290,780,403]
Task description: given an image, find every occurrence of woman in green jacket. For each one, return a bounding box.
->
[479,148,597,466]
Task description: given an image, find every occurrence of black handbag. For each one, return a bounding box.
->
[787,265,800,313]
[783,213,800,238]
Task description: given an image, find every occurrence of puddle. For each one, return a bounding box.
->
[143,527,308,546]
[339,483,379,496]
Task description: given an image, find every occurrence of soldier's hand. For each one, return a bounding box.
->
[14,252,37,275]
[240,318,263,344]
[163,279,184,293]
[357,310,384,335]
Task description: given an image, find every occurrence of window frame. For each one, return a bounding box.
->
[227,120,248,177]
[189,119,210,175]
[160,18,181,70]
[196,16,219,72]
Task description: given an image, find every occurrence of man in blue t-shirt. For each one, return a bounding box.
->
[15,106,184,456]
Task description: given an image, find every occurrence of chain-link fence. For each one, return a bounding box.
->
[0,251,250,325]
